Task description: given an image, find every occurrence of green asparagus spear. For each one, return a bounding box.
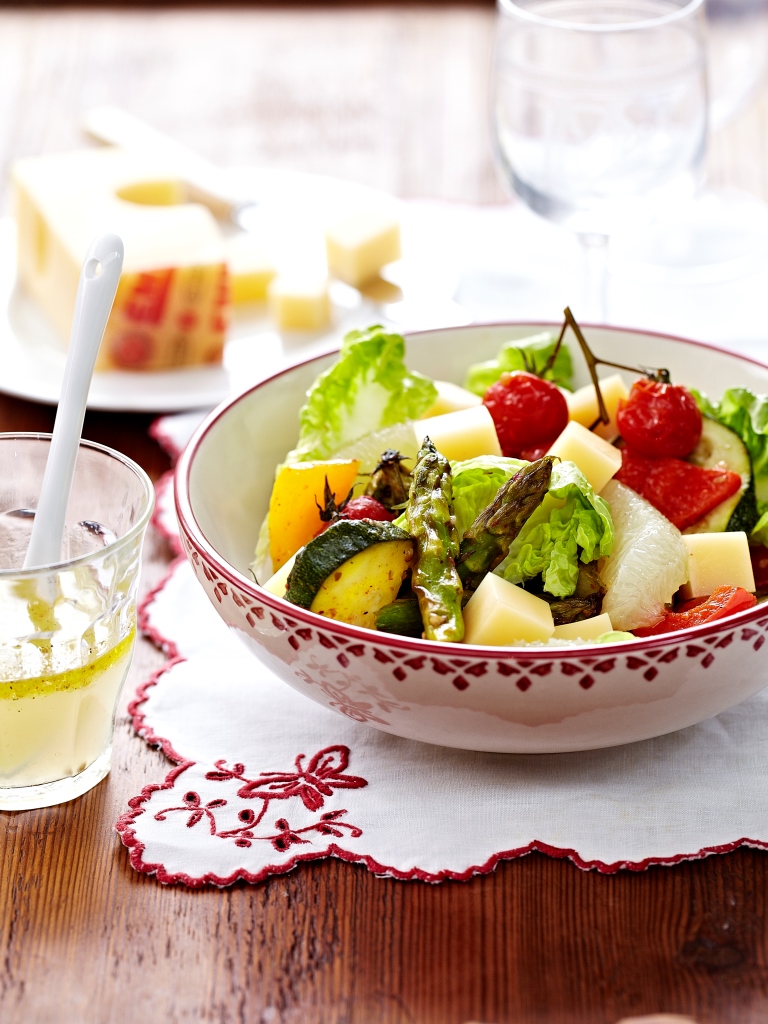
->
[457,456,555,593]
[406,437,464,643]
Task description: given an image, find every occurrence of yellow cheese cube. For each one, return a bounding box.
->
[325,209,401,288]
[552,612,614,641]
[268,274,331,331]
[566,374,630,441]
[463,573,555,645]
[681,532,756,599]
[547,420,622,493]
[262,554,296,598]
[412,405,502,463]
[13,148,229,371]
[423,380,483,418]
[225,234,276,304]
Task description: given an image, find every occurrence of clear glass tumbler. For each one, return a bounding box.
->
[0,434,154,810]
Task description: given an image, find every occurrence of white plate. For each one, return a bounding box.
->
[0,170,400,412]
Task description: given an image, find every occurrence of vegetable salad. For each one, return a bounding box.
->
[253,322,766,646]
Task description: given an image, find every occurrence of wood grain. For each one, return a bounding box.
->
[2,6,768,1023]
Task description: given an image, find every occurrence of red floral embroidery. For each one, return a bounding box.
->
[153,746,367,850]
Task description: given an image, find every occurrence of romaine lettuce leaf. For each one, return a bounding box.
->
[464,331,573,397]
[450,455,527,539]
[693,387,768,512]
[494,460,614,598]
[287,325,437,463]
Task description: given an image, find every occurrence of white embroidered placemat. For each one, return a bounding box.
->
[117,460,768,887]
[118,197,768,885]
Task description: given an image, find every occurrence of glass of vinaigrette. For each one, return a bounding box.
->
[0,434,153,810]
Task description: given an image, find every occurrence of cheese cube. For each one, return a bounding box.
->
[566,374,629,441]
[262,554,296,598]
[463,573,555,645]
[325,209,401,288]
[552,612,614,641]
[423,380,483,418]
[13,148,229,371]
[412,405,502,463]
[268,274,331,331]
[547,420,622,493]
[225,234,276,304]
[681,532,756,599]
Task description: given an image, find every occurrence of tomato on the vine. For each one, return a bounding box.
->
[617,378,702,458]
[483,371,568,459]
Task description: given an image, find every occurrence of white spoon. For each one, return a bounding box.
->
[23,234,124,570]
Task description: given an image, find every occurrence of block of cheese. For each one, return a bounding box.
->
[680,532,756,599]
[13,148,230,371]
[566,374,630,441]
[268,273,331,331]
[225,233,276,304]
[547,420,622,493]
[325,209,401,288]
[423,380,483,419]
[463,573,555,645]
[552,612,614,641]
[262,554,296,598]
[412,405,502,463]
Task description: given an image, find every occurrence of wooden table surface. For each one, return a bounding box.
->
[2,6,768,1023]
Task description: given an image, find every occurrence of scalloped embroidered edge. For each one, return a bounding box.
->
[118,553,768,886]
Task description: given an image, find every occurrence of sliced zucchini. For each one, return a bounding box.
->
[376,597,423,637]
[686,418,758,534]
[285,519,414,627]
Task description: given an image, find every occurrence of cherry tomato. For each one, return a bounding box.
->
[483,372,568,459]
[340,496,395,522]
[617,378,702,458]
[633,586,756,637]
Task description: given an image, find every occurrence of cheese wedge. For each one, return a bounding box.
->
[262,554,296,598]
[680,532,755,599]
[325,209,400,288]
[413,405,502,463]
[566,374,630,441]
[268,273,331,331]
[463,573,555,645]
[547,420,622,494]
[225,233,276,303]
[552,612,614,641]
[13,148,230,371]
[423,380,483,418]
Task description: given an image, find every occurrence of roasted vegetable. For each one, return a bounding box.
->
[686,418,758,534]
[285,519,414,627]
[457,457,554,593]
[267,459,360,570]
[375,597,423,637]
[524,562,604,625]
[366,449,412,510]
[406,438,464,643]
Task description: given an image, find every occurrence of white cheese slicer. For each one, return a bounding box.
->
[23,234,124,570]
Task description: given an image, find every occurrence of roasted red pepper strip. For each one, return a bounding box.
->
[633,586,757,637]
[615,449,742,531]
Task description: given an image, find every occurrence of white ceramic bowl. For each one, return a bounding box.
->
[175,323,768,753]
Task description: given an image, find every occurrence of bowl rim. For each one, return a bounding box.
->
[175,320,768,659]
